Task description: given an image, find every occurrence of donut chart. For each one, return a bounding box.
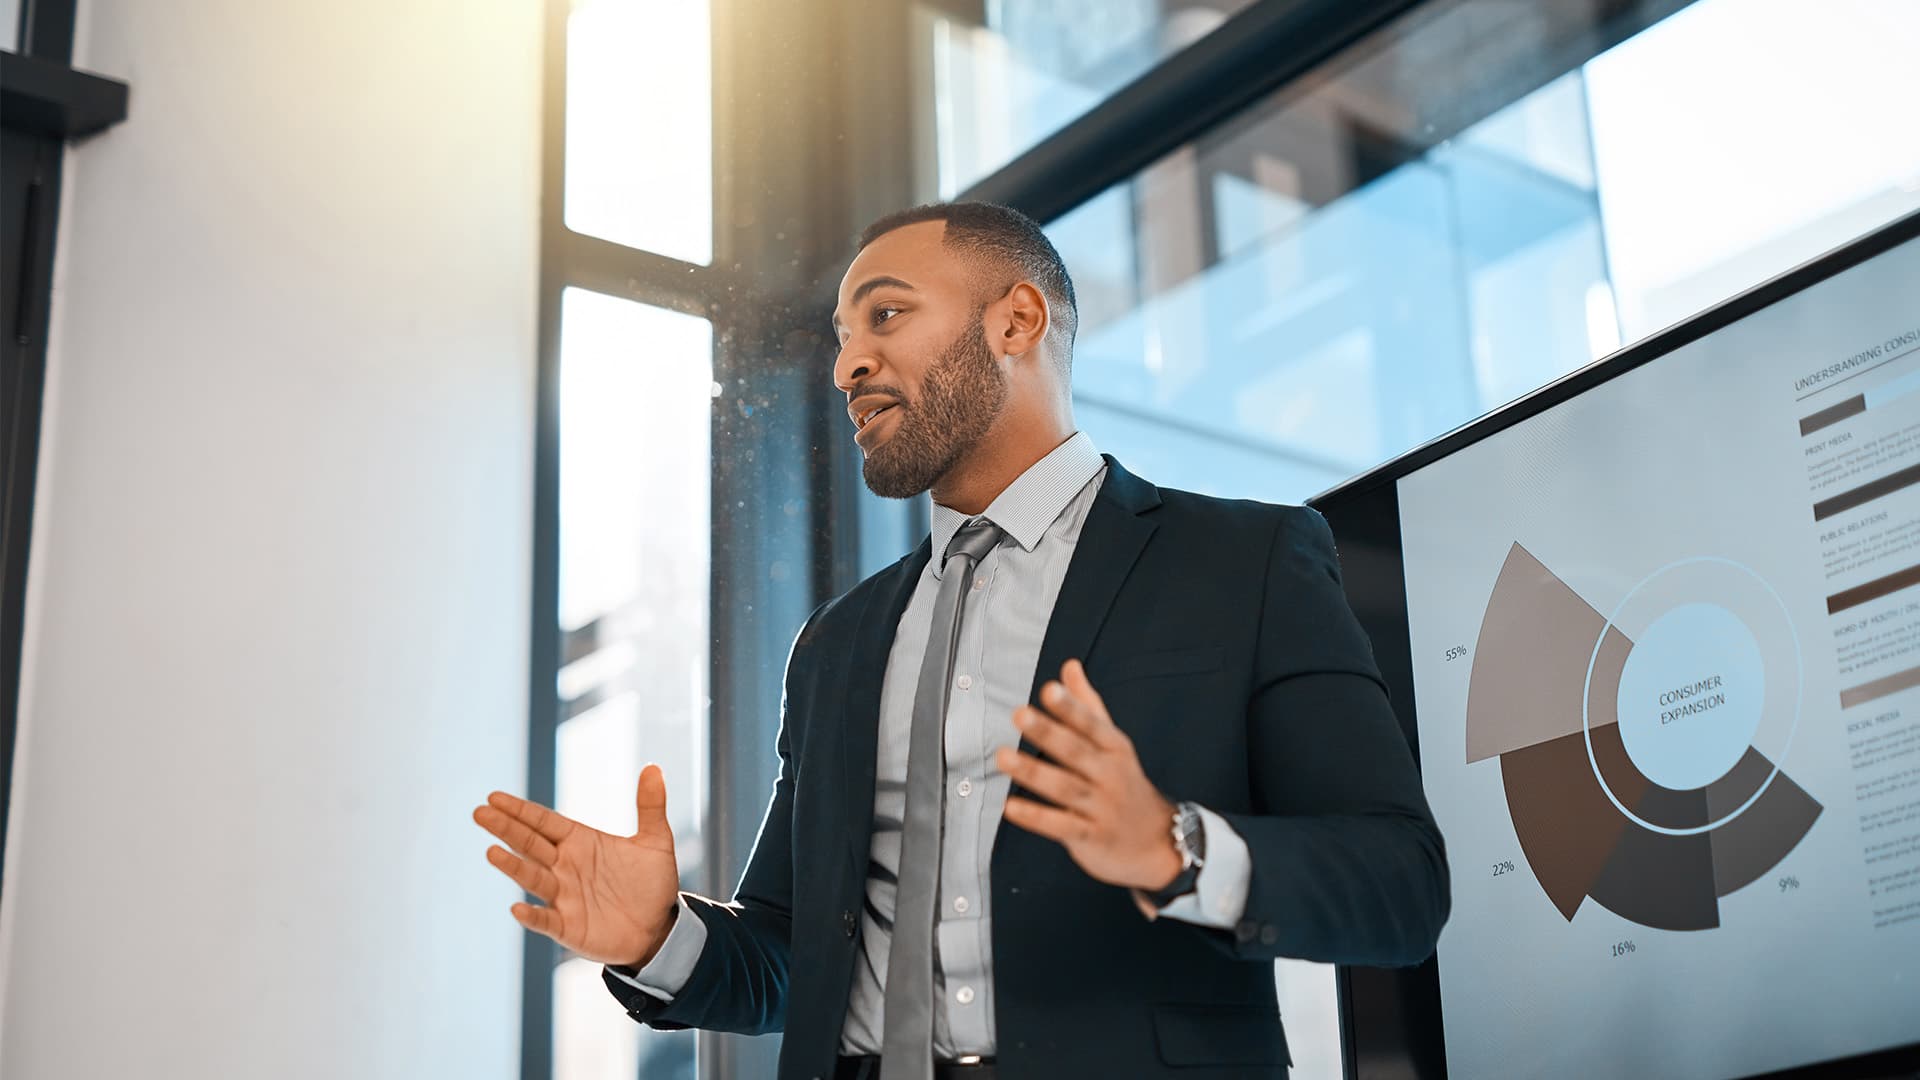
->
[1466,543,1822,931]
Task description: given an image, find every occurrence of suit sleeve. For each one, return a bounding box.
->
[598,612,821,1034]
[1210,505,1451,967]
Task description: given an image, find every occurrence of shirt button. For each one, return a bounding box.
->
[956,778,973,797]
[972,576,987,591]
[955,985,976,1005]
[953,896,970,914]
[955,674,973,691]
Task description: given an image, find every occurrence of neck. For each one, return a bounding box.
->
[930,403,1076,516]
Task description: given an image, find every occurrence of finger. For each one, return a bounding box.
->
[1059,660,1123,745]
[1003,795,1094,845]
[1012,705,1098,771]
[471,804,559,866]
[486,844,560,903]
[634,764,672,841]
[1061,660,1112,722]
[1038,674,1113,746]
[994,746,1097,810]
[510,901,563,940]
[485,790,575,846]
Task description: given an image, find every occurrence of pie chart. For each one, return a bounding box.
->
[1466,543,1821,931]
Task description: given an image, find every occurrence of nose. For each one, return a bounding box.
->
[833,342,877,394]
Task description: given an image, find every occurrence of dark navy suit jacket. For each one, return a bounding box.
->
[603,457,1450,1079]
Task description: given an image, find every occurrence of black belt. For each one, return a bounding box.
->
[833,1055,996,1080]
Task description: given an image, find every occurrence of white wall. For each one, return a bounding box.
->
[1,2,543,1077]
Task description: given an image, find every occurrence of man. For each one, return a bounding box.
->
[473,202,1449,1080]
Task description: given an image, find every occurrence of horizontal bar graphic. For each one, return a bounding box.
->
[1867,363,1920,409]
[1829,562,1920,614]
[1840,662,1920,710]
[1800,394,1865,436]
[1814,461,1920,521]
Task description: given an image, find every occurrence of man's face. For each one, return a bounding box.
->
[831,221,1010,499]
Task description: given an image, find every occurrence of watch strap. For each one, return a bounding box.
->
[1144,861,1202,908]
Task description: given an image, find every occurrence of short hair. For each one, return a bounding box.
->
[857,201,1079,369]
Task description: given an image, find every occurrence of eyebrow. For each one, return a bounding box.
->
[831,275,918,335]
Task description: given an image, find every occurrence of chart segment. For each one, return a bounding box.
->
[1468,542,1820,929]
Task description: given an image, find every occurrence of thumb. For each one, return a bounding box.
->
[634,763,671,839]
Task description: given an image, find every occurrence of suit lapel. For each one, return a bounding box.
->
[1025,456,1162,705]
[993,456,1161,874]
[840,539,932,868]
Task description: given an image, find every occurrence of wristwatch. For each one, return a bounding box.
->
[1143,801,1206,909]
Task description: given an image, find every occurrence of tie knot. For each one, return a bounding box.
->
[943,519,1004,571]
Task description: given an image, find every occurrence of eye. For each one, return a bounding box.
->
[871,304,905,327]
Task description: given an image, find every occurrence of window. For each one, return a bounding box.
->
[540,2,719,1073]
[1046,0,1920,507]
[922,0,1256,198]
[565,0,714,265]
[552,289,713,1080]
[1585,0,1920,339]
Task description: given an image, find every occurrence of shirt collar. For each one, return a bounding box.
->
[929,431,1104,576]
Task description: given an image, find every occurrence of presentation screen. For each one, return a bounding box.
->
[1313,211,1920,1079]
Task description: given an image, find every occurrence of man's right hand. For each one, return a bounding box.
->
[472,764,682,968]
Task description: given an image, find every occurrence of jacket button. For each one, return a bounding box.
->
[1234,920,1257,944]
[842,910,857,938]
[1259,924,1279,945]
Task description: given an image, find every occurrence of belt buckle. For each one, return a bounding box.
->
[951,1056,983,1066]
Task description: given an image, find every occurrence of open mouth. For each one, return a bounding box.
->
[855,403,898,430]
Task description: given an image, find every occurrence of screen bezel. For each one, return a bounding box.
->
[1307,207,1920,1079]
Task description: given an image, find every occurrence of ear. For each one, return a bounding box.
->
[991,281,1050,360]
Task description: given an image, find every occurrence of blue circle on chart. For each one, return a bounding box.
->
[1614,602,1765,792]
[1583,555,1802,836]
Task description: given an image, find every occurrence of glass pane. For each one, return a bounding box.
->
[553,288,711,1080]
[1046,0,1920,512]
[566,0,714,264]
[923,0,1257,198]
[1586,0,1920,338]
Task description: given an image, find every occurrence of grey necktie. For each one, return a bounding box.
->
[881,519,1005,1080]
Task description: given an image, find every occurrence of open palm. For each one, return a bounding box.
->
[472,764,682,968]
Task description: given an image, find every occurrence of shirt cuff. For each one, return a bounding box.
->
[1150,805,1252,929]
[604,894,706,1001]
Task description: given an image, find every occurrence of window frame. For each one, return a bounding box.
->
[525,3,724,1079]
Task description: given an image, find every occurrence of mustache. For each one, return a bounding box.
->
[851,385,910,408]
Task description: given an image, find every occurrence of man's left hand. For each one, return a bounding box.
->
[997,659,1183,893]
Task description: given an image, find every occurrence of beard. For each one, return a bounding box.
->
[861,310,1009,499]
